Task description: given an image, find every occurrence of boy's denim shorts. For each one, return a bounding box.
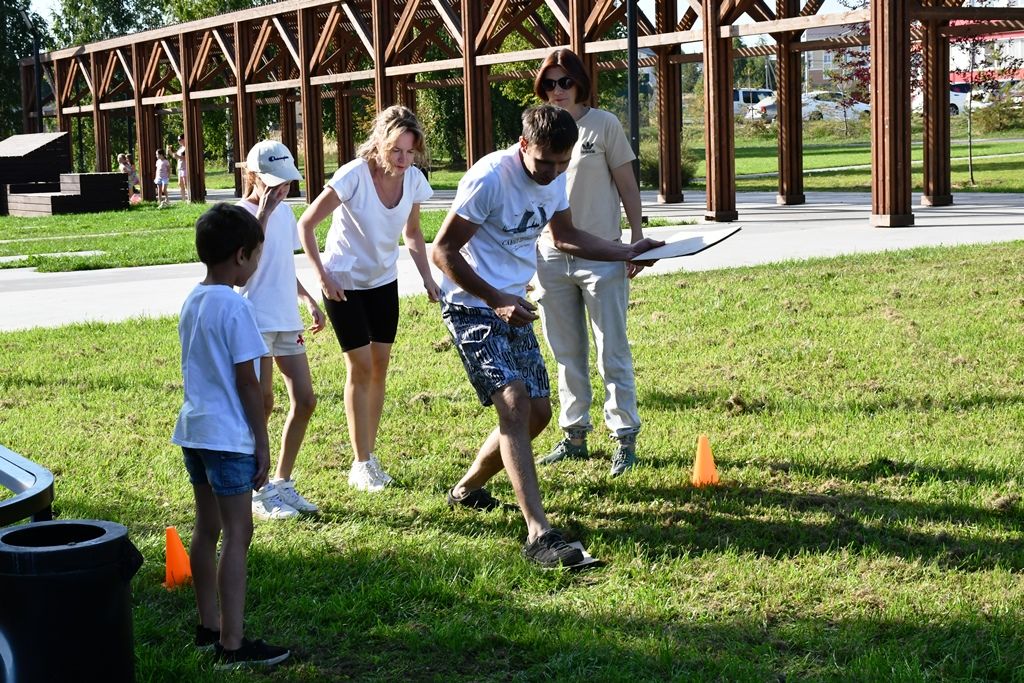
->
[182,447,256,497]
[441,302,550,406]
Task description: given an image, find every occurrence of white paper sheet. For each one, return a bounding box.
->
[635,225,742,261]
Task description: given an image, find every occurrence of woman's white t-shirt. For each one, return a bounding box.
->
[237,200,303,332]
[321,158,433,290]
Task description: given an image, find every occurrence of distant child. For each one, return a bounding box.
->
[238,140,325,520]
[174,134,189,202]
[117,153,133,199]
[155,148,170,207]
[125,153,141,195]
[171,203,291,669]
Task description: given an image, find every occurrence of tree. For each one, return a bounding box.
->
[51,0,162,48]
[0,1,50,138]
[166,0,274,24]
[824,46,870,136]
[954,17,1023,185]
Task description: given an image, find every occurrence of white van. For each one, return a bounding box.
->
[911,82,972,116]
[733,88,774,116]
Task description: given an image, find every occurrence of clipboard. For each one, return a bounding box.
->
[636,225,741,261]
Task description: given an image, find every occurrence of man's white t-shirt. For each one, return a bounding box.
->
[441,144,569,309]
[172,284,268,453]
[321,158,433,290]
[236,200,303,332]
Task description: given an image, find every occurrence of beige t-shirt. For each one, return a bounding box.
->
[542,107,636,245]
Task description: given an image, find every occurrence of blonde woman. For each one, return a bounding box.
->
[298,105,439,491]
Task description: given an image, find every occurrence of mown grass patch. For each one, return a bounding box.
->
[2,242,1023,680]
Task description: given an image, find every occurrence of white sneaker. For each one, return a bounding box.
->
[271,478,318,513]
[348,460,386,492]
[251,482,299,520]
[368,454,393,485]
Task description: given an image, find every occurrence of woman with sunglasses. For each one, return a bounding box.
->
[532,48,645,478]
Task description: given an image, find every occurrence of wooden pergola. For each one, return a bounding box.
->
[19,0,1024,225]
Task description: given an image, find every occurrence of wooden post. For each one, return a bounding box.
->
[20,65,35,133]
[234,21,257,197]
[922,9,952,207]
[656,1,683,203]
[869,0,914,226]
[569,0,597,107]
[179,32,206,203]
[53,58,70,134]
[702,0,738,222]
[131,43,157,202]
[776,0,805,205]
[89,53,111,171]
[461,0,493,167]
[280,94,300,197]
[336,89,354,166]
[299,7,325,203]
[372,0,396,111]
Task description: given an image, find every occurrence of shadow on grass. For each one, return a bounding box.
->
[124,535,1024,682]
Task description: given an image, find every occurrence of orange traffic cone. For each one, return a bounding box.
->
[691,434,720,487]
[163,526,192,589]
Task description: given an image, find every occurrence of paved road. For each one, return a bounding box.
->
[3,190,1024,332]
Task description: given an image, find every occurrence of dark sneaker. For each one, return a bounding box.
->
[609,443,637,477]
[522,530,585,568]
[447,487,501,511]
[214,638,290,670]
[195,624,219,651]
[539,439,588,465]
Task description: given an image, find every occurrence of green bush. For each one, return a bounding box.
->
[974,101,1024,133]
[638,137,695,189]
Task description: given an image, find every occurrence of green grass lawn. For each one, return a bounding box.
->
[1,242,1023,680]
[0,206,448,273]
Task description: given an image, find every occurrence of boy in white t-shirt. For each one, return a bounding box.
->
[431,104,662,569]
[238,140,326,520]
[172,203,290,669]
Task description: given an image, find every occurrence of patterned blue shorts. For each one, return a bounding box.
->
[441,303,550,406]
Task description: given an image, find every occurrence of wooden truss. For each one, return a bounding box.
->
[20,0,1024,223]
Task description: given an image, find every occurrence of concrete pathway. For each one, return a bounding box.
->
[3,190,1024,332]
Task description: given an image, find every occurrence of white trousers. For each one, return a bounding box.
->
[535,245,641,440]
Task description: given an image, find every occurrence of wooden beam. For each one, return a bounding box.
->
[799,0,824,17]
[211,29,237,78]
[341,1,375,56]
[430,0,463,44]
[940,20,1024,37]
[299,6,324,203]
[915,6,1024,21]
[386,58,463,76]
[570,0,597,105]
[272,16,302,69]
[475,46,568,66]
[246,79,302,93]
[585,0,618,38]
[116,48,135,92]
[586,30,702,53]
[76,56,95,97]
[371,0,396,109]
[462,0,492,166]
[309,69,375,86]
[160,40,183,83]
[544,0,571,32]
[477,0,511,53]
[246,21,273,78]
[310,6,341,71]
[386,0,421,61]
[922,9,952,207]
[656,0,683,204]
[721,9,869,37]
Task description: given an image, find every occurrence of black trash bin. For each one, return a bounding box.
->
[0,520,144,683]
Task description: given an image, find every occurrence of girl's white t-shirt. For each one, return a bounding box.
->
[236,200,303,332]
[321,158,433,290]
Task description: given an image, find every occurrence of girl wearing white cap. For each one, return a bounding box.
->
[297,105,438,492]
[239,140,326,519]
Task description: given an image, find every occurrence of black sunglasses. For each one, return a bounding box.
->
[541,76,576,92]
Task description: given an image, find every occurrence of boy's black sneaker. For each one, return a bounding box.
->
[214,638,290,670]
[522,530,584,568]
[195,624,219,651]
[447,486,501,511]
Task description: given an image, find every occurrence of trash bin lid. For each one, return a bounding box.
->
[0,519,133,575]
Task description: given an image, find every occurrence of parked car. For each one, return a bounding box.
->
[733,88,774,116]
[744,91,870,122]
[911,82,973,116]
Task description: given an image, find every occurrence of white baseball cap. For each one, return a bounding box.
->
[246,140,302,187]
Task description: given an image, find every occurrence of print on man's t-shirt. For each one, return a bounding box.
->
[506,206,549,235]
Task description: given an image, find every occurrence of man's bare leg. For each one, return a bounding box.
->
[452,382,552,542]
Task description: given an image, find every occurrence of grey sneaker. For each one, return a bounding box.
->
[522,530,584,568]
[609,443,637,477]
[539,439,588,465]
